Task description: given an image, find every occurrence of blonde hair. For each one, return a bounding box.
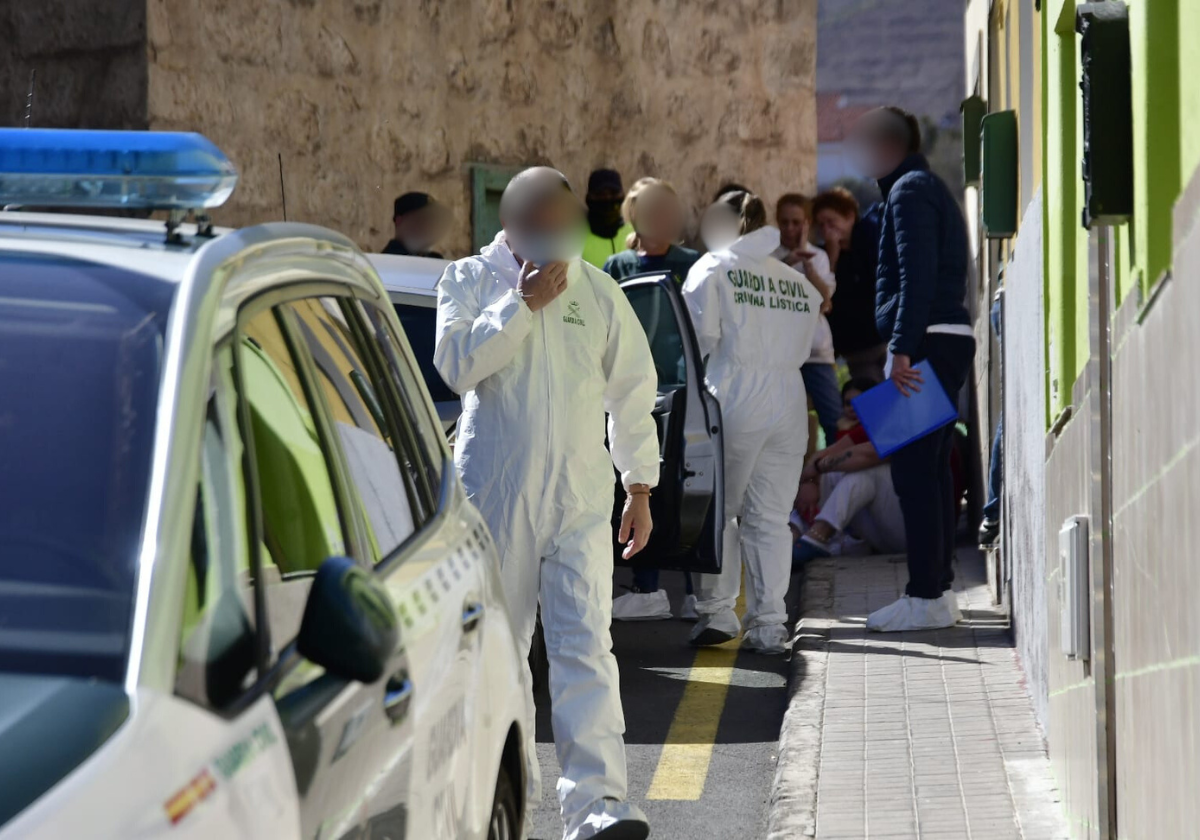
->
[621,177,678,250]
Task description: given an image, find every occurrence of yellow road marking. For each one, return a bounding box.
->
[646,588,746,801]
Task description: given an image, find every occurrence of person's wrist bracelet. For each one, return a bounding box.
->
[628,486,651,496]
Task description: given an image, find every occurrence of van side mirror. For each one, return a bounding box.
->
[297,556,398,683]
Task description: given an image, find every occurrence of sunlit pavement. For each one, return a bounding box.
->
[527,572,797,839]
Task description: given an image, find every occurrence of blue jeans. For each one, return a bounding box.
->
[983,415,1002,521]
[801,363,841,446]
[983,294,1003,521]
[632,567,694,595]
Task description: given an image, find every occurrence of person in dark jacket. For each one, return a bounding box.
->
[850,106,975,632]
[381,191,449,257]
[812,188,887,381]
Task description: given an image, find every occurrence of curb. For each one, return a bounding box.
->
[766,561,836,840]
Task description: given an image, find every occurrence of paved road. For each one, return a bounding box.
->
[527,572,799,840]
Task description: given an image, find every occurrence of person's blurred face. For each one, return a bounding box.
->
[777,204,810,251]
[815,208,854,248]
[848,112,906,180]
[841,388,863,424]
[633,186,684,246]
[506,188,587,266]
[700,202,740,252]
[395,205,449,253]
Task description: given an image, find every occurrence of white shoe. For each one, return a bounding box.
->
[680,593,699,621]
[866,595,956,632]
[942,590,962,623]
[743,623,789,654]
[564,798,650,840]
[612,589,672,621]
[688,608,741,646]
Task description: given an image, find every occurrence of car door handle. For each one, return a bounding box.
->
[383,672,413,724]
[461,601,484,634]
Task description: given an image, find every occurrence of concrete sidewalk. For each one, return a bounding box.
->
[770,551,1070,840]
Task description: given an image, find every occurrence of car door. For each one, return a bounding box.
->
[350,298,486,839]
[613,273,725,574]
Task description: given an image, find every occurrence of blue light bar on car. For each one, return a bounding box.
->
[0,128,238,211]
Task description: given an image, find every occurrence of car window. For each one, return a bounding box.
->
[0,253,174,682]
[177,398,257,709]
[359,302,445,491]
[392,301,455,403]
[284,297,418,563]
[239,307,347,649]
[624,284,687,391]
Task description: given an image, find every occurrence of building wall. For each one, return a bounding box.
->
[0,0,147,130]
[142,0,817,257]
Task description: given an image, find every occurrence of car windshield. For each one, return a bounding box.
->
[0,252,174,682]
[393,301,455,403]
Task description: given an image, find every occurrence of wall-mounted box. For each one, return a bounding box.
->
[981,110,1018,238]
[961,95,987,188]
[1059,515,1091,661]
[1076,2,1133,227]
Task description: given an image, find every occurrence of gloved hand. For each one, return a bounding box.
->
[517,260,568,312]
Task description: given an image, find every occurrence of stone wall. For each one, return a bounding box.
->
[0,0,146,130]
[143,0,817,256]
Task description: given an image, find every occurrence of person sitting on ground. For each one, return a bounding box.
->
[605,178,700,621]
[791,378,907,563]
[381,191,450,257]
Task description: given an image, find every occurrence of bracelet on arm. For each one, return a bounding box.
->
[627,484,652,497]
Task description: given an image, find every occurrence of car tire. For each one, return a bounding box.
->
[528,612,549,694]
[488,763,520,840]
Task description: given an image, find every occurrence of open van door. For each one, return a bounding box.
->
[612,273,724,574]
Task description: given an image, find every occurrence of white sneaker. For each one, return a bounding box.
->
[743,623,789,654]
[680,594,699,621]
[612,589,672,621]
[866,595,957,632]
[942,590,962,623]
[688,608,741,646]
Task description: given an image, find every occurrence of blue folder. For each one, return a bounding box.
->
[850,360,958,458]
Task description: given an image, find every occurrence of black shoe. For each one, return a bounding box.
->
[689,627,737,647]
[978,518,999,548]
[593,821,650,840]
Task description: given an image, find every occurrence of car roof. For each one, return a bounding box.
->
[367,252,448,299]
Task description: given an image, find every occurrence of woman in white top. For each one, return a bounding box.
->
[775,193,841,446]
[684,190,821,653]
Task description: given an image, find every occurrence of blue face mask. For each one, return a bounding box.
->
[512,224,586,267]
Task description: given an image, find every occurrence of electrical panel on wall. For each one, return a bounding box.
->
[1059,516,1091,661]
[1076,2,1133,227]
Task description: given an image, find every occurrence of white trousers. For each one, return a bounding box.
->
[495,505,627,834]
[817,466,906,554]
[695,411,807,629]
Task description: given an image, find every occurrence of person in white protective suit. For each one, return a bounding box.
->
[434,167,660,840]
[684,190,821,654]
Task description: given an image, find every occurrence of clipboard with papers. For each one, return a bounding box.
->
[850,360,958,458]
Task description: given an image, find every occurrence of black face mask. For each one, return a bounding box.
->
[587,198,624,239]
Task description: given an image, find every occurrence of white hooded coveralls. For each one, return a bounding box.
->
[434,234,660,837]
[683,226,819,635]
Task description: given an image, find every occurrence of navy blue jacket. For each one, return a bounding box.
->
[827,203,884,355]
[874,154,970,357]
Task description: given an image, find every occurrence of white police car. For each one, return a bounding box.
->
[0,130,534,839]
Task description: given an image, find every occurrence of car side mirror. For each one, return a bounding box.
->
[297,556,398,683]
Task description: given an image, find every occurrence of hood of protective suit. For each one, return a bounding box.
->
[682,227,820,426]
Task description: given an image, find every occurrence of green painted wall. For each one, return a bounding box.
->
[1041,0,1194,421]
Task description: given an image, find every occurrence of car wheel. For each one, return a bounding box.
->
[488,763,519,840]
